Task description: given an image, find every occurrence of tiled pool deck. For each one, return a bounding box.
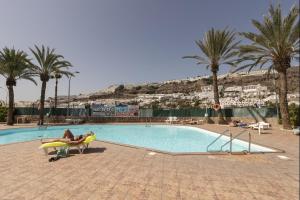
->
[0,124,298,200]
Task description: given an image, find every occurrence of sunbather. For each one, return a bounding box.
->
[229,121,238,127]
[237,121,248,127]
[41,130,94,144]
[39,132,96,155]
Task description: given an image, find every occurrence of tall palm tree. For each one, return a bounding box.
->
[0,48,37,125]
[234,4,299,129]
[183,28,239,124]
[51,70,74,115]
[52,72,62,110]
[30,45,72,125]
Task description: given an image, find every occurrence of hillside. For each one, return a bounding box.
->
[87,66,299,100]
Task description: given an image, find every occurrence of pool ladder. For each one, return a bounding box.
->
[38,125,48,130]
[145,117,152,127]
[38,120,49,130]
[206,129,252,154]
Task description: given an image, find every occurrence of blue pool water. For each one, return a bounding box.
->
[0,125,275,153]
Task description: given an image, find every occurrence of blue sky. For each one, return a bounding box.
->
[0,0,298,101]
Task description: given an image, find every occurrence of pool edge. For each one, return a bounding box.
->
[0,123,286,155]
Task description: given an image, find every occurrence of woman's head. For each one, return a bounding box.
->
[64,129,74,140]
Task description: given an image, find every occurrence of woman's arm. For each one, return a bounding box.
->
[66,137,86,145]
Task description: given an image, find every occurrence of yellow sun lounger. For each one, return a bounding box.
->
[39,134,97,155]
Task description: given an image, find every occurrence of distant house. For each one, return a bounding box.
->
[201,85,224,93]
[241,84,268,98]
[224,86,243,97]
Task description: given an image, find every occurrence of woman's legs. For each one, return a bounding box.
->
[41,138,71,144]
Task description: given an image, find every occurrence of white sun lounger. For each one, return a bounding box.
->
[65,118,84,124]
[249,122,270,129]
[165,117,179,124]
[248,122,270,135]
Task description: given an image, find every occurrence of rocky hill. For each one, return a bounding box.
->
[86,66,299,100]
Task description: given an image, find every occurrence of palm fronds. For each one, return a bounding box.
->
[234,4,299,73]
[183,28,239,71]
[30,45,73,81]
[0,47,36,85]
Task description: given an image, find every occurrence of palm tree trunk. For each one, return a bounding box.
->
[54,78,58,115]
[212,70,225,124]
[39,81,47,125]
[6,85,14,125]
[278,70,292,129]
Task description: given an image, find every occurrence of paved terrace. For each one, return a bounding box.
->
[0,124,299,200]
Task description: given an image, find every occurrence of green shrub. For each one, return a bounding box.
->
[0,106,8,122]
[289,103,300,127]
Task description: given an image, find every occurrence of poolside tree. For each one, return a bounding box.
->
[0,47,37,125]
[52,72,62,110]
[183,28,239,124]
[30,45,72,125]
[51,70,74,115]
[234,4,299,129]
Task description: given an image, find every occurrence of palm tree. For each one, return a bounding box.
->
[51,70,74,115]
[0,48,37,125]
[183,28,239,124]
[30,45,72,125]
[234,4,299,129]
[52,72,62,110]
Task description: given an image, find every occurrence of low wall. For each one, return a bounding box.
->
[14,107,278,118]
[16,115,278,127]
[151,107,278,118]
[13,107,279,126]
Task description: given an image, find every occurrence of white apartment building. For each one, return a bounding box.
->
[224,86,243,97]
[263,93,300,105]
[241,84,269,98]
[201,85,224,93]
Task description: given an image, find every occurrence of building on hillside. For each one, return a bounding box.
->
[241,84,269,98]
[201,85,224,93]
[263,93,300,105]
[224,86,243,97]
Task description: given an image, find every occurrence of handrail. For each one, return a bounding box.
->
[38,125,48,130]
[220,129,248,152]
[206,129,229,152]
[145,117,151,127]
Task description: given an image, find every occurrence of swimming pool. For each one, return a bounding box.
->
[0,125,276,153]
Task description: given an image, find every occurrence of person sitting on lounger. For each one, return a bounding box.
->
[41,130,94,144]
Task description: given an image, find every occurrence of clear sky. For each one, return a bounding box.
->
[0,0,298,101]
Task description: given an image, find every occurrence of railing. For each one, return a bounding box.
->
[38,125,48,130]
[220,130,252,153]
[145,117,152,127]
[206,129,229,152]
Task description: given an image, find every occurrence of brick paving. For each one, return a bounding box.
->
[0,124,299,200]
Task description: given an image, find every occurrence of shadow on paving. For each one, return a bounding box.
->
[69,147,107,154]
[47,147,107,155]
